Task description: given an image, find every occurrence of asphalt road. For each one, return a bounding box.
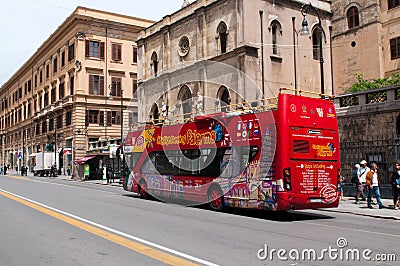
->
[0,175,398,265]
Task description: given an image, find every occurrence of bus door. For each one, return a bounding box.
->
[289,127,339,204]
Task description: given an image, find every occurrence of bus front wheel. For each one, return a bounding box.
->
[207,185,224,211]
[138,180,149,200]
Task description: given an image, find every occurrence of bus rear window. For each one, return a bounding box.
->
[293,140,310,153]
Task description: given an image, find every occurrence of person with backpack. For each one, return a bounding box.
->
[351,164,360,201]
[351,164,360,184]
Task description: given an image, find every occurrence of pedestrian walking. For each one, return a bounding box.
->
[67,164,72,176]
[338,170,345,201]
[50,164,56,178]
[355,160,369,204]
[390,161,400,210]
[351,163,360,199]
[365,163,385,209]
[107,167,113,184]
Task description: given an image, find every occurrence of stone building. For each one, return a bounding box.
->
[0,7,153,174]
[136,0,333,122]
[331,0,400,94]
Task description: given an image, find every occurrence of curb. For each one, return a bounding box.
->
[320,208,400,221]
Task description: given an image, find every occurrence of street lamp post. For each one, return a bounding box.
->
[300,3,324,95]
[22,128,25,175]
[109,83,124,179]
[55,120,57,173]
[46,115,57,172]
[120,88,124,180]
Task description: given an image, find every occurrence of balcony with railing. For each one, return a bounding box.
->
[334,85,400,115]
[62,95,73,106]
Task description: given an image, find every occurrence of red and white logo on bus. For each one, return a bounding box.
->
[320,184,338,204]
[137,136,144,147]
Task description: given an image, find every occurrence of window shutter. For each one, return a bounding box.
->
[117,79,121,96]
[117,111,121,124]
[89,75,94,94]
[100,42,105,59]
[100,76,104,95]
[112,44,117,61]
[118,45,121,61]
[85,40,90,57]
[100,111,104,125]
[107,111,111,125]
[133,47,138,63]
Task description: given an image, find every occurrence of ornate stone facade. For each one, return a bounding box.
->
[137,0,333,122]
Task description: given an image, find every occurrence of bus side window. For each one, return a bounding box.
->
[220,148,241,178]
[155,151,177,175]
[126,152,142,171]
[140,153,157,174]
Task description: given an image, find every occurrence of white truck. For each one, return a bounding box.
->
[33,152,58,176]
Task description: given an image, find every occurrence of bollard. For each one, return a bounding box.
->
[102,166,108,185]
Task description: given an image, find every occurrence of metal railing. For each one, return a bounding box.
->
[131,88,332,131]
[335,85,400,108]
[131,97,278,131]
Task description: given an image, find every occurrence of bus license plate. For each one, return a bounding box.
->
[310,198,322,203]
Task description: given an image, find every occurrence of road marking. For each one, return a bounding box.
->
[298,220,400,238]
[0,189,219,266]
[8,175,30,180]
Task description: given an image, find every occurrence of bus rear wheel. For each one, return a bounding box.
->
[208,185,224,211]
[138,180,149,200]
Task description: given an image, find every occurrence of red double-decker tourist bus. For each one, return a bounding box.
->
[123,91,340,211]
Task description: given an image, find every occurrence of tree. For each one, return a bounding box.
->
[347,72,400,92]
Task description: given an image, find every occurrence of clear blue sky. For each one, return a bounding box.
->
[0,0,184,86]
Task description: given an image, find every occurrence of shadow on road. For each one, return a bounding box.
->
[122,193,334,222]
[224,208,334,222]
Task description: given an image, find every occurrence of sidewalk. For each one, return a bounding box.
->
[8,169,122,187]
[322,196,400,220]
[57,173,123,187]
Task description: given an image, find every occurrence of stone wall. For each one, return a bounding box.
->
[335,85,400,198]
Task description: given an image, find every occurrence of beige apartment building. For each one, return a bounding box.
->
[137,0,333,122]
[331,0,400,94]
[0,7,153,174]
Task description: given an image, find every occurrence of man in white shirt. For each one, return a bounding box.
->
[355,160,369,204]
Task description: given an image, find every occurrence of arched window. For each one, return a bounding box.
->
[150,103,160,124]
[347,6,359,29]
[271,20,282,55]
[218,86,230,112]
[178,85,192,120]
[396,114,400,136]
[312,27,324,61]
[389,0,400,10]
[151,52,158,77]
[217,22,228,54]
